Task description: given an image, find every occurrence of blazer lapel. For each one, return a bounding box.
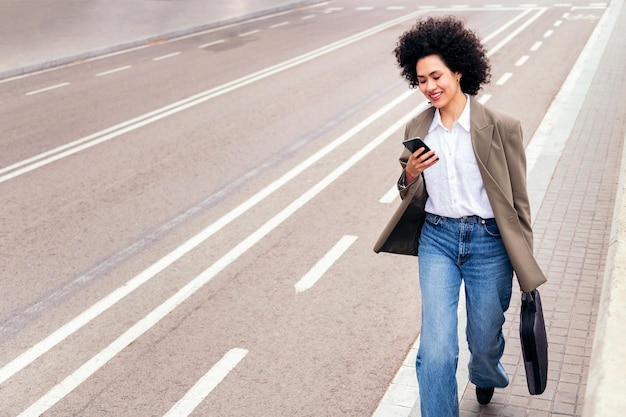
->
[469,96,493,165]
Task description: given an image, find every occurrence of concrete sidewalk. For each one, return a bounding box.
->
[459,1,626,415]
[0,0,320,80]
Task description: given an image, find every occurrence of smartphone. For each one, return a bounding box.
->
[403,137,435,159]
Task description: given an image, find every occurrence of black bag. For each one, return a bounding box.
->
[520,289,548,395]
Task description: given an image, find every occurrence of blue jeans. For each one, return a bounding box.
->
[416,213,513,417]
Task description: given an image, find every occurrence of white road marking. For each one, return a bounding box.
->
[485,4,504,7]
[0,90,419,387]
[25,82,69,96]
[163,348,248,417]
[515,55,530,66]
[544,29,554,37]
[0,8,431,185]
[269,21,290,29]
[198,39,224,48]
[530,40,543,51]
[554,19,563,26]
[496,72,513,85]
[379,185,399,204]
[356,7,374,11]
[295,235,358,293]
[386,6,406,10]
[153,52,181,61]
[238,29,260,37]
[95,65,132,77]
[485,8,547,57]
[301,14,316,19]
[478,94,491,104]
[15,96,429,417]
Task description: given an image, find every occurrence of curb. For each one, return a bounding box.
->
[0,0,322,81]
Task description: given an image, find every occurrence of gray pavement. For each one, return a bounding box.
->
[1,0,625,415]
[0,0,320,80]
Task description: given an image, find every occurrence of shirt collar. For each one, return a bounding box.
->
[428,94,471,133]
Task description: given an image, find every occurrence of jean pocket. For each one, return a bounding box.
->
[482,219,501,237]
[425,214,442,226]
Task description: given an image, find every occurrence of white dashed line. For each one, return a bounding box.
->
[478,94,492,104]
[356,6,374,10]
[238,29,260,37]
[294,235,358,293]
[164,348,248,417]
[301,14,316,20]
[516,55,530,66]
[95,65,132,77]
[380,185,399,204]
[269,21,290,29]
[496,72,513,85]
[25,82,70,96]
[386,6,406,10]
[530,40,543,51]
[153,52,181,61]
[199,39,224,48]
[544,29,554,37]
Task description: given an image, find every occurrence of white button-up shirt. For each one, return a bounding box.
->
[422,96,495,219]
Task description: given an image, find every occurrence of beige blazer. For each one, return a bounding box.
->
[374,97,547,292]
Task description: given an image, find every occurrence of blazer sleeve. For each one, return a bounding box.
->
[503,118,534,249]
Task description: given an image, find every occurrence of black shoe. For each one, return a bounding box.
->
[476,387,494,405]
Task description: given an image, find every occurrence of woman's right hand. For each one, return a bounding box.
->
[405,147,438,184]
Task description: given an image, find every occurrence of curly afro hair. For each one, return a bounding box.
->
[394,16,491,96]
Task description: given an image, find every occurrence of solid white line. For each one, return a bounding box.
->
[530,40,543,51]
[95,65,132,77]
[1,8,430,184]
[25,82,69,96]
[16,98,429,417]
[198,39,224,48]
[163,348,248,417]
[295,235,358,293]
[485,8,547,57]
[515,55,530,66]
[153,52,181,61]
[0,90,419,387]
[495,72,513,85]
[379,185,399,204]
[269,21,290,29]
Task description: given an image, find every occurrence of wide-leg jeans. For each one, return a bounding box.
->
[416,213,513,417]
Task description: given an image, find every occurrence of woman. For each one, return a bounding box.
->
[374,16,547,416]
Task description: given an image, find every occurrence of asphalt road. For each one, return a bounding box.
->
[0,0,604,415]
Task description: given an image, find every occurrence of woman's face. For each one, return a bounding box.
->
[416,54,463,110]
